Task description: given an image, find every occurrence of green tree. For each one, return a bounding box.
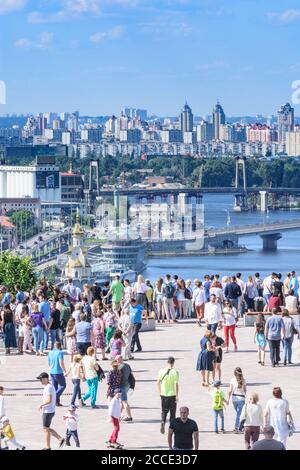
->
[9,210,36,240]
[0,252,37,292]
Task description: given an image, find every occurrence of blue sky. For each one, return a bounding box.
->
[1,0,300,116]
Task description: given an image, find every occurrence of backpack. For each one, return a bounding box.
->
[184,288,192,300]
[165,283,175,299]
[213,390,224,410]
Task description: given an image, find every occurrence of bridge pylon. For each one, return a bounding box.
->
[234,157,248,212]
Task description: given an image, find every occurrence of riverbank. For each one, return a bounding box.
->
[149,246,249,257]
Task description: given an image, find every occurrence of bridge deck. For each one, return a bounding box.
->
[207,219,300,237]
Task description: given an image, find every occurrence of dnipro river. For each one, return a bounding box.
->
[144,193,300,280]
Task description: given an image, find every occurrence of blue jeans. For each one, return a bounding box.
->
[263,293,271,305]
[50,329,60,349]
[42,327,49,351]
[214,409,224,432]
[50,373,66,404]
[71,379,82,406]
[32,326,44,352]
[83,377,98,407]
[120,384,130,402]
[208,323,218,333]
[282,337,293,363]
[229,298,239,311]
[233,400,245,429]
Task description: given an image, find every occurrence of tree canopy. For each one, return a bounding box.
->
[0,252,37,292]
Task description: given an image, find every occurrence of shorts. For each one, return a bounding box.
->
[120,384,130,402]
[43,412,55,428]
[113,302,121,311]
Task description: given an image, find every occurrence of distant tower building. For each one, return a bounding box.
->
[212,101,225,140]
[105,115,117,134]
[180,101,194,132]
[37,113,47,136]
[68,111,79,132]
[196,120,214,142]
[277,103,294,144]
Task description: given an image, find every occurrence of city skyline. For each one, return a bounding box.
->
[1,0,300,115]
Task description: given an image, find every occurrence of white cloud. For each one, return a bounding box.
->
[28,0,101,23]
[89,25,124,42]
[65,0,100,14]
[175,22,193,36]
[268,9,300,23]
[15,31,54,49]
[0,0,27,15]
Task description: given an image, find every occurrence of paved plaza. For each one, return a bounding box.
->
[1,320,300,450]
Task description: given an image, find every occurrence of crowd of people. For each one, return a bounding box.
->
[0,270,299,450]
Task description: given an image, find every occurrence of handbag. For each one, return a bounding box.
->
[128,372,136,390]
[291,320,298,335]
[288,420,296,437]
[96,363,105,382]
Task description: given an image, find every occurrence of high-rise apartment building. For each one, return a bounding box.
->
[286,129,300,156]
[196,120,214,142]
[277,103,294,144]
[247,124,276,143]
[180,101,193,132]
[212,101,225,140]
[68,111,79,132]
[37,113,47,135]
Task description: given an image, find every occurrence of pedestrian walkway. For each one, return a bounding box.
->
[1,320,299,449]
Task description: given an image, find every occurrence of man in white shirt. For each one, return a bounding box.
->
[192,281,205,326]
[204,294,222,333]
[37,372,65,450]
[236,273,245,317]
[263,273,275,305]
[62,278,79,302]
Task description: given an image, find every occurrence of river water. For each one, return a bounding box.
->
[144,193,300,280]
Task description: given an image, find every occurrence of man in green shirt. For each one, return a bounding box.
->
[105,276,124,313]
[157,357,179,435]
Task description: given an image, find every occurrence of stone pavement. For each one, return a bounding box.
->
[1,320,300,450]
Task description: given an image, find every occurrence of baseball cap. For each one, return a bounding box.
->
[37,372,49,380]
[214,380,221,386]
[114,388,121,394]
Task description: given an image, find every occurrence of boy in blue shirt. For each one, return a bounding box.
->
[129,299,145,353]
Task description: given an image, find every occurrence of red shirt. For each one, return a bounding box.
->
[268,296,281,310]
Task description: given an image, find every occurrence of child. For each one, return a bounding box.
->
[65,355,84,408]
[253,314,266,366]
[106,389,123,449]
[104,308,117,354]
[23,310,33,353]
[208,380,228,434]
[65,318,77,362]
[0,416,26,450]
[109,330,125,359]
[63,405,80,448]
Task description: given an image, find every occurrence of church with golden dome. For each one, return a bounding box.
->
[64,208,92,280]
